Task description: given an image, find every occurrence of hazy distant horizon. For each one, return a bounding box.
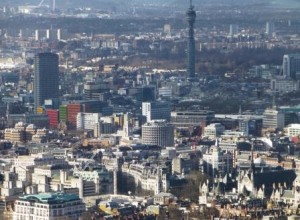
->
[271,0,300,8]
[1,0,300,9]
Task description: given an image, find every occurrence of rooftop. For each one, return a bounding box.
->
[19,192,81,204]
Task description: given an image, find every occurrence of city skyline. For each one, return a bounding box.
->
[0,0,300,219]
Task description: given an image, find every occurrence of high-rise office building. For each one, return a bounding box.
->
[142,101,171,122]
[263,108,285,130]
[186,0,196,78]
[34,53,59,112]
[282,54,300,79]
[229,24,239,37]
[266,21,275,36]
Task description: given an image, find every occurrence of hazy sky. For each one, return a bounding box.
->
[1,0,300,9]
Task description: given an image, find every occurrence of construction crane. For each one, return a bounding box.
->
[38,0,45,7]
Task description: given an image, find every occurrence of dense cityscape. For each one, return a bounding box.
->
[1,0,300,219]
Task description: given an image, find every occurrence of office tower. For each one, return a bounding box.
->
[186,0,196,78]
[76,112,101,130]
[46,29,57,41]
[34,53,59,112]
[142,120,174,147]
[262,108,285,130]
[128,86,156,102]
[52,0,56,12]
[163,24,171,35]
[229,24,239,37]
[266,21,275,36]
[34,29,40,41]
[239,118,262,137]
[142,101,171,122]
[57,29,68,40]
[282,54,300,79]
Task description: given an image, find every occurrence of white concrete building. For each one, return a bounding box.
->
[203,123,225,138]
[158,87,172,98]
[263,108,285,129]
[271,78,300,93]
[14,153,67,167]
[76,112,101,130]
[121,163,169,194]
[285,124,300,137]
[142,101,171,122]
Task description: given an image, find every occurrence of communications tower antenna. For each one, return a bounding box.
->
[186,0,196,79]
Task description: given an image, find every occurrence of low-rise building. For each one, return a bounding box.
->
[203,123,225,139]
[285,124,300,137]
[121,163,169,194]
[13,193,86,220]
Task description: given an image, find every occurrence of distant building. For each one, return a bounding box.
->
[271,78,300,93]
[14,153,67,167]
[186,1,196,78]
[4,122,49,143]
[229,24,239,37]
[142,120,174,147]
[171,110,215,128]
[57,28,68,40]
[46,29,57,41]
[76,112,100,130]
[13,193,86,220]
[128,86,156,102]
[285,124,300,137]
[263,108,285,130]
[71,169,113,197]
[7,114,49,128]
[46,109,59,129]
[283,54,300,79]
[266,21,275,36]
[93,120,115,136]
[172,156,199,175]
[239,118,263,136]
[34,29,40,41]
[163,24,171,35]
[101,39,119,49]
[1,171,24,205]
[238,166,296,198]
[122,163,169,194]
[34,53,59,113]
[142,101,171,122]
[158,86,172,98]
[203,123,225,138]
[200,146,233,177]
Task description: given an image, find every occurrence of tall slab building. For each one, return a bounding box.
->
[186,0,196,78]
[282,54,300,80]
[34,52,59,112]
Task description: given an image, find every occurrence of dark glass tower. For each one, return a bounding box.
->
[34,52,59,112]
[186,0,196,78]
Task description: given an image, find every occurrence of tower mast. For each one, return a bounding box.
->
[186,0,196,78]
